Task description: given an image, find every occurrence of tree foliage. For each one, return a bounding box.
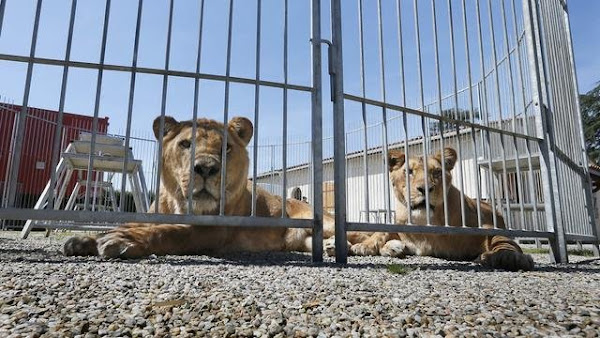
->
[580,82,600,163]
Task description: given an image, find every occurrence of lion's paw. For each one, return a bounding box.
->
[379,240,407,258]
[479,249,534,271]
[350,242,380,256]
[323,238,350,257]
[63,236,99,256]
[96,232,147,259]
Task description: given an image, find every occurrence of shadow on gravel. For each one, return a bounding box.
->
[2,247,600,275]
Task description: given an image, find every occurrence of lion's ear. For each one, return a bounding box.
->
[228,117,253,146]
[153,116,179,140]
[435,147,457,171]
[388,150,406,172]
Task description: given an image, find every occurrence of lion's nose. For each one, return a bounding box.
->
[194,158,220,178]
[416,186,434,195]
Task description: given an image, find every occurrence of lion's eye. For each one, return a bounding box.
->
[406,168,413,176]
[179,140,191,149]
[432,169,442,177]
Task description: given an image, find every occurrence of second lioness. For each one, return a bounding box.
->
[350,148,534,271]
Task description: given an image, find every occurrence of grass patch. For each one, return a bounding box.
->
[569,249,595,257]
[523,248,549,255]
[522,247,596,257]
[386,263,414,275]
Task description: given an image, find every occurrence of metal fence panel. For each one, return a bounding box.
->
[0,0,324,260]
[329,0,596,263]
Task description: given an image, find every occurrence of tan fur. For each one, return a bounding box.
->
[351,148,534,271]
[64,116,334,258]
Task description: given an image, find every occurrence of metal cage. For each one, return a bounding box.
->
[0,0,596,264]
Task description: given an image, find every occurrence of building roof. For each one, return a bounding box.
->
[251,126,475,180]
[251,115,539,180]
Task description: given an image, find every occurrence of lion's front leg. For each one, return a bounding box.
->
[350,232,395,256]
[64,224,198,259]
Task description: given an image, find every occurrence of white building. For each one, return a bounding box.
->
[253,119,546,230]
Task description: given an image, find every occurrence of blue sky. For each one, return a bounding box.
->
[569,0,600,93]
[0,0,598,149]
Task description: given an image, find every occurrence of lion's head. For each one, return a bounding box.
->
[153,116,253,215]
[388,147,457,217]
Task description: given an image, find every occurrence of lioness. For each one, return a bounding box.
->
[349,147,534,271]
[63,116,361,258]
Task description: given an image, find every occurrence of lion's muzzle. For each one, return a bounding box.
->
[194,156,221,179]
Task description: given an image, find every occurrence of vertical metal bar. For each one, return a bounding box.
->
[331,0,347,263]
[310,0,324,259]
[462,0,483,227]
[448,0,466,227]
[281,0,289,218]
[543,2,573,160]
[84,0,111,211]
[523,0,566,263]
[511,0,539,231]
[546,1,580,238]
[188,0,205,214]
[92,169,100,212]
[396,0,411,224]
[0,0,6,38]
[121,0,143,211]
[376,0,392,223]
[47,0,77,210]
[5,0,43,210]
[431,0,449,226]
[501,0,526,230]
[154,0,175,214]
[219,0,234,216]
[475,0,498,228]
[413,0,431,225]
[487,0,512,229]
[270,145,275,188]
[251,0,262,217]
[540,3,585,238]
[358,0,370,221]
[540,1,575,237]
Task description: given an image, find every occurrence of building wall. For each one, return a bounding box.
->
[594,189,600,236]
[255,132,504,222]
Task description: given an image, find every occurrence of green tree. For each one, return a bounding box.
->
[580,82,600,163]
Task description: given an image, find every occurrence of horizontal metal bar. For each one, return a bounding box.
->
[506,203,545,210]
[343,94,542,142]
[564,234,598,243]
[346,222,554,239]
[554,148,588,176]
[0,53,313,93]
[29,223,116,231]
[0,209,313,228]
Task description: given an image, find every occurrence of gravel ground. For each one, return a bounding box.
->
[1,231,599,337]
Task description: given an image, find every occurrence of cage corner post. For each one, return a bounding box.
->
[310,0,325,263]
[331,0,348,264]
[523,0,567,263]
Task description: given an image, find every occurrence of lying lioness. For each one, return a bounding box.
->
[63,116,369,258]
[349,148,534,271]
